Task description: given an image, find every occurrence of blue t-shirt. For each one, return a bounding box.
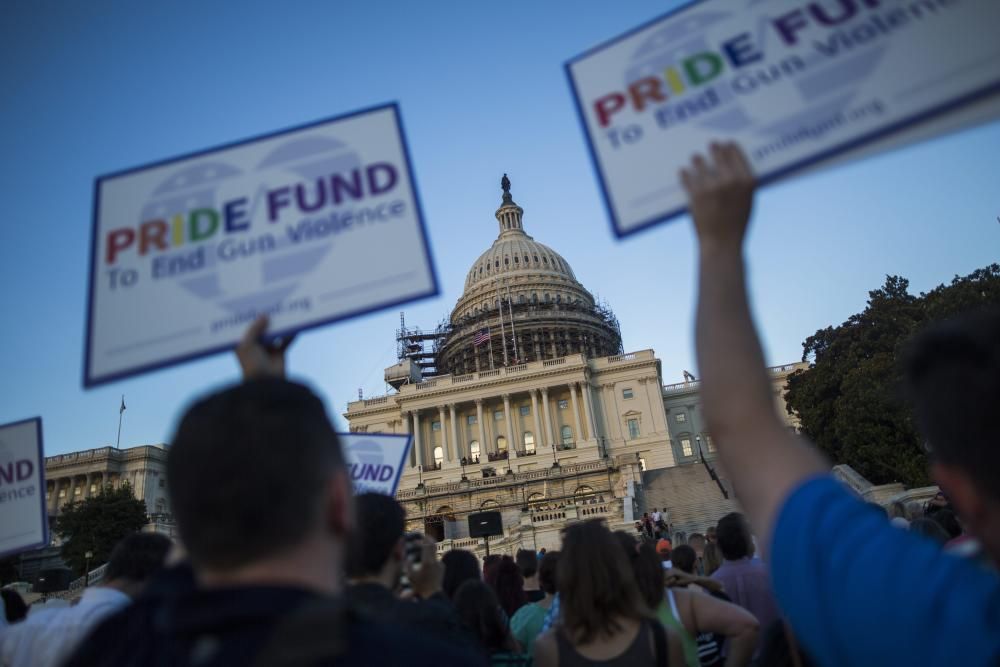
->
[770,475,1000,666]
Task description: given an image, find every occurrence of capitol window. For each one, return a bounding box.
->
[675,413,687,423]
[561,425,573,445]
[497,436,508,452]
[467,415,477,425]
[494,410,503,421]
[431,421,441,431]
[433,446,443,468]
[558,399,568,409]
[523,432,535,453]
[622,388,634,399]
[470,440,481,461]
[680,438,693,457]
[628,419,641,439]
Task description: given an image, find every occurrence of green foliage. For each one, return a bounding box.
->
[55,483,148,576]
[785,264,1000,487]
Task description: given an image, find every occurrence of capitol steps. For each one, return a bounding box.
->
[638,463,741,537]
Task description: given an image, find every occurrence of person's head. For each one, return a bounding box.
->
[904,308,1000,561]
[515,548,538,582]
[453,579,516,655]
[688,532,706,556]
[703,542,722,576]
[655,538,672,561]
[928,508,962,540]
[538,550,560,596]
[909,517,950,544]
[671,544,697,574]
[1,589,27,623]
[614,531,664,610]
[344,493,406,586]
[168,379,350,584]
[485,555,526,618]
[706,526,717,543]
[442,549,481,600]
[716,512,752,561]
[559,520,649,644]
[103,532,172,596]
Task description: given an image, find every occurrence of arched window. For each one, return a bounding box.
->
[527,492,545,505]
[481,499,500,509]
[561,425,573,446]
[496,436,507,453]
[433,446,443,468]
[519,294,526,304]
[469,440,481,462]
[523,431,535,454]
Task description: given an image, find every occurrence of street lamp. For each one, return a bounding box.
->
[416,465,424,490]
[84,550,93,587]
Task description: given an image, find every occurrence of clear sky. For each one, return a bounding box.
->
[1,1,997,456]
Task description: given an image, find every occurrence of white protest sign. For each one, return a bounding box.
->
[0,418,48,558]
[86,103,438,387]
[566,0,1000,237]
[340,433,412,496]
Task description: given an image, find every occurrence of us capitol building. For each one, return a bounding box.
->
[344,177,804,556]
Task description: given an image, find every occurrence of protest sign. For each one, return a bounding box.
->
[86,103,438,387]
[566,0,1000,237]
[340,433,412,496]
[0,417,48,558]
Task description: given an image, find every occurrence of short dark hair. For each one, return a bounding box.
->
[538,551,560,595]
[910,517,949,543]
[905,307,1000,501]
[716,513,751,561]
[515,548,538,579]
[1,589,27,623]
[671,544,697,574]
[442,549,481,600]
[345,493,405,578]
[168,379,344,569]
[104,532,171,583]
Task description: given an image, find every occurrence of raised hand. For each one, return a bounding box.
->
[236,315,295,380]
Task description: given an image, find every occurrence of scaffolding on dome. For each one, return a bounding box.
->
[394,312,448,378]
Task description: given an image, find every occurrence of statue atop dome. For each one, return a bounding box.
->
[501,173,513,204]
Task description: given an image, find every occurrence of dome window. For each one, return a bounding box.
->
[513,256,519,264]
[495,260,500,268]
[505,257,509,265]
[533,255,539,263]
[523,255,529,263]
[542,257,548,264]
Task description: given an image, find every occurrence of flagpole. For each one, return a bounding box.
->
[496,279,508,366]
[116,395,125,450]
[488,327,495,370]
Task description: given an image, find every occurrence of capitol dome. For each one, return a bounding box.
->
[434,176,622,376]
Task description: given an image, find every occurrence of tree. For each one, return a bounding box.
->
[784,264,1000,488]
[55,482,148,576]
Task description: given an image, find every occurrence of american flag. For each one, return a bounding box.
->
[473,329,490,346]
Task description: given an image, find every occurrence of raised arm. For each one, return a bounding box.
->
[682,143,827,553]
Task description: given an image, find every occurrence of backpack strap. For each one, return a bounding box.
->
[651,619,669,667]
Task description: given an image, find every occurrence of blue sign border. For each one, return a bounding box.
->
[339,432,413,496]
[0,416,49,559]
[565,0,1000,239]
[83,102,439,388]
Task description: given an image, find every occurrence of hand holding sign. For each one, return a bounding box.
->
[680,142,756,254]
[237,315,295,380]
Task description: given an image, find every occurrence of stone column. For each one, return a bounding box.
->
[476,399,487,462]
[530,390,542,453]
[404,411,416,467]
[67,476,77,506]
[84,473,93,498]
[641,378,662,433]
[570,383,584,445]
[604,383,624,440]
[48,480,58,512]
[503,394,517,459]
[541,388,555,449]
[438,406,449,466]
[449,404,460,461]
[581,380,597,441]
[411,411,424,468]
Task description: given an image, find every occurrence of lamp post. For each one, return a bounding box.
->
[416,464,424,490]
[84,550,93,587]
[696,435,729,499]
[460,457,468,481]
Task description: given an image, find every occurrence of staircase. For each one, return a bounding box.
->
[638,463,742,536]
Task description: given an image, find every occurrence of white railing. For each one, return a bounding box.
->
[68,562,109,593]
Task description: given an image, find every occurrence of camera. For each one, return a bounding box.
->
[404,531,424,565]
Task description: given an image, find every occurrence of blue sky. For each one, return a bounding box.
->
[1,1,997,456]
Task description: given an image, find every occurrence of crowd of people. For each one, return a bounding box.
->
[0,143,997,665]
